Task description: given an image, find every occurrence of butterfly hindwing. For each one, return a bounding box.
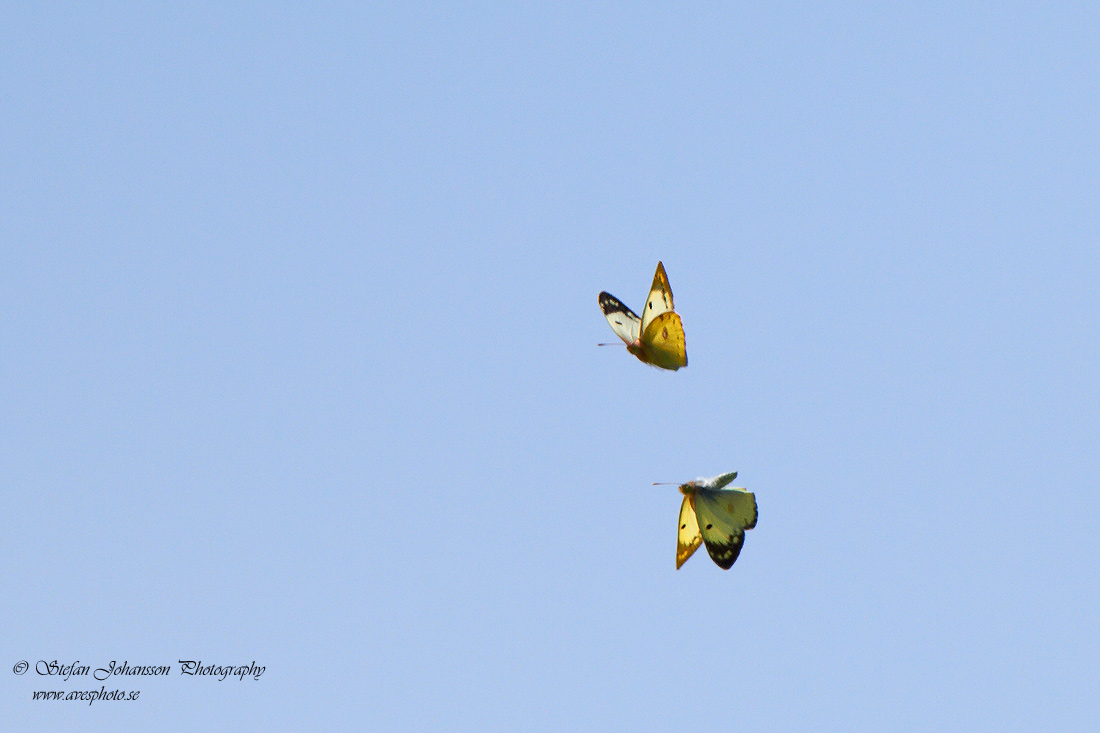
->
[598,292,641,345]
[692,487,758,570]
[640,311,687,370]
[676,495,702,569]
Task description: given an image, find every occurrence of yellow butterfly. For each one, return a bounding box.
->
[657,472,758,570]
[598,261,687,371]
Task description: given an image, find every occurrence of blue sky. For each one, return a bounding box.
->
[2,2,1097,729]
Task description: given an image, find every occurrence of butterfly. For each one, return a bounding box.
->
[657,472,758,570]
[598,261,687,371]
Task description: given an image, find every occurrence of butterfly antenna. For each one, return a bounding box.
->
[596,342,618,347]
[651,482,679,486]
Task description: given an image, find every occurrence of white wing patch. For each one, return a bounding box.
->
[598,292,641,345]
[687,471,738,491]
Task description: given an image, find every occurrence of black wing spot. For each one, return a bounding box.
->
[680,523,687,529]
[705,523,713,530]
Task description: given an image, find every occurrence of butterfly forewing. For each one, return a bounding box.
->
[640,261,675,335]
[692,487,758,570]
[676,495,703,569]
[598,292,641,345]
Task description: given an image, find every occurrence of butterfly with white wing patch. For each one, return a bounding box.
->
[598,262,687,371]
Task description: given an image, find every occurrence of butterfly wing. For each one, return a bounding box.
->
[692,487,758,570]
[639,311,688,370]
[676,495,702,569]
[598,292,641,345]
[697,471,738,491]
[640,261,675,335]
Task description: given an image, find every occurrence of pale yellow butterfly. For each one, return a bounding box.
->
[655,472,757,570]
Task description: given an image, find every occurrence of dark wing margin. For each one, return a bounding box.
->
[598,292,640,321]
[701,530,746,570]
[598,291,642,345]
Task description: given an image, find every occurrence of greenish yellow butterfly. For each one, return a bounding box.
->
[598,261,687,371]
[655,472,758,570]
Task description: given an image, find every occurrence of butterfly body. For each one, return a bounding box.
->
[674,472,758,570]
[598,262,687,371]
